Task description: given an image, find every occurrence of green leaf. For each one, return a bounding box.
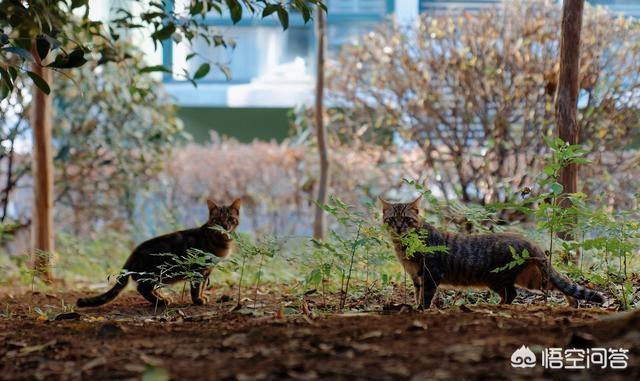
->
[294,0,311,23]
[193,63,210,79]
[141,365,170,381]
[140,65,172,73]
[311,0,328,12]
[0,82,9,100]
[190,1,204,15]
[47,48,87,69]
[226,0,243,24]
[71,0,88,9]
[571,157,591,165]
[27,71,50,95]
[152,23,176,41]
[7,66,18,81]
[54,145,71,161]
[262,4,279,17]
[36,35,51,61]
[550,182,563,195]
[0,67,13,92]
[277,6,289,30]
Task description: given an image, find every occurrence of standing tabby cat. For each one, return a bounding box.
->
[77,199,241,308]
[381,196,604,309]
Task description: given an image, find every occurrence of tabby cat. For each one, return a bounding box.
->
[381,196,604,309]
[77,199,241,308]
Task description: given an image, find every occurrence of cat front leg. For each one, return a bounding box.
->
[190,270,211,305]
[413,276,438,310]
[417,262,440,310]
[412,276,423,308]
[421,283,438,309]
[190,282,207,305]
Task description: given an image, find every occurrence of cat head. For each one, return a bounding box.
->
[206,198,241,232]
[380,195,422,235]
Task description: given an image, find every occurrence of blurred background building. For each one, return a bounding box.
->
[92,0,640,143]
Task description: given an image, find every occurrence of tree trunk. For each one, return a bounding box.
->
[313,7,329,240]
[30,62,54,282]
[555,0,584,263]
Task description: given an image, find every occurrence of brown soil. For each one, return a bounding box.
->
[0,288,638,381]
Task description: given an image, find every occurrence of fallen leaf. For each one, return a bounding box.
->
[301,298,313,318]
[20,340,56,354]
[360,330,383,340]
[222,333,248,348]
[382,363,410,377]
[82,357,107,372]
[237,372,267,381]
[141,365,170,381]
[287,370,319,380]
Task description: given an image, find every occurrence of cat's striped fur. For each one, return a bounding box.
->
[77,199,240,308]
[381,197,604,308]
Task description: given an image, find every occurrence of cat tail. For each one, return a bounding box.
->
[548,267,604,304]
[76,273,130,307]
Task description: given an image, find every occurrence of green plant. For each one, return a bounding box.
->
[219,229,279,309]
[301,0,640,208]
[491,247,531,273]
[32,299,75,322]
[315,196,391,311]
[0,0,326,99]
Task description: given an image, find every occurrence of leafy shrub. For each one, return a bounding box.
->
[157,136,427,236]
[53,39,185,234]
[301,0,640,208]
[0,37,184,241]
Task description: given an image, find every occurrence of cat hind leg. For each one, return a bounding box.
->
[137,283,172,307]
[491,283,517,304]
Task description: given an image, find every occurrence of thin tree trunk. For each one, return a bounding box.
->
[30,61,54,282]
[555,0,584,264]
[313,7,329,240]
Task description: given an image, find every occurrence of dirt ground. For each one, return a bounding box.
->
[0,287,638,381]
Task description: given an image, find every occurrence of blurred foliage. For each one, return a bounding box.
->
[0,72,30,227]
[0,0,326,97]
[157,136,428,237]
[298,0,640,209]
[0,33,185,235]
[52,36,185,233]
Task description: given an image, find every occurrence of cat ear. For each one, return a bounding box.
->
[379,196,391,211]
[230,198,242,212]
[409,194,422,210]
[206,199,218,211]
